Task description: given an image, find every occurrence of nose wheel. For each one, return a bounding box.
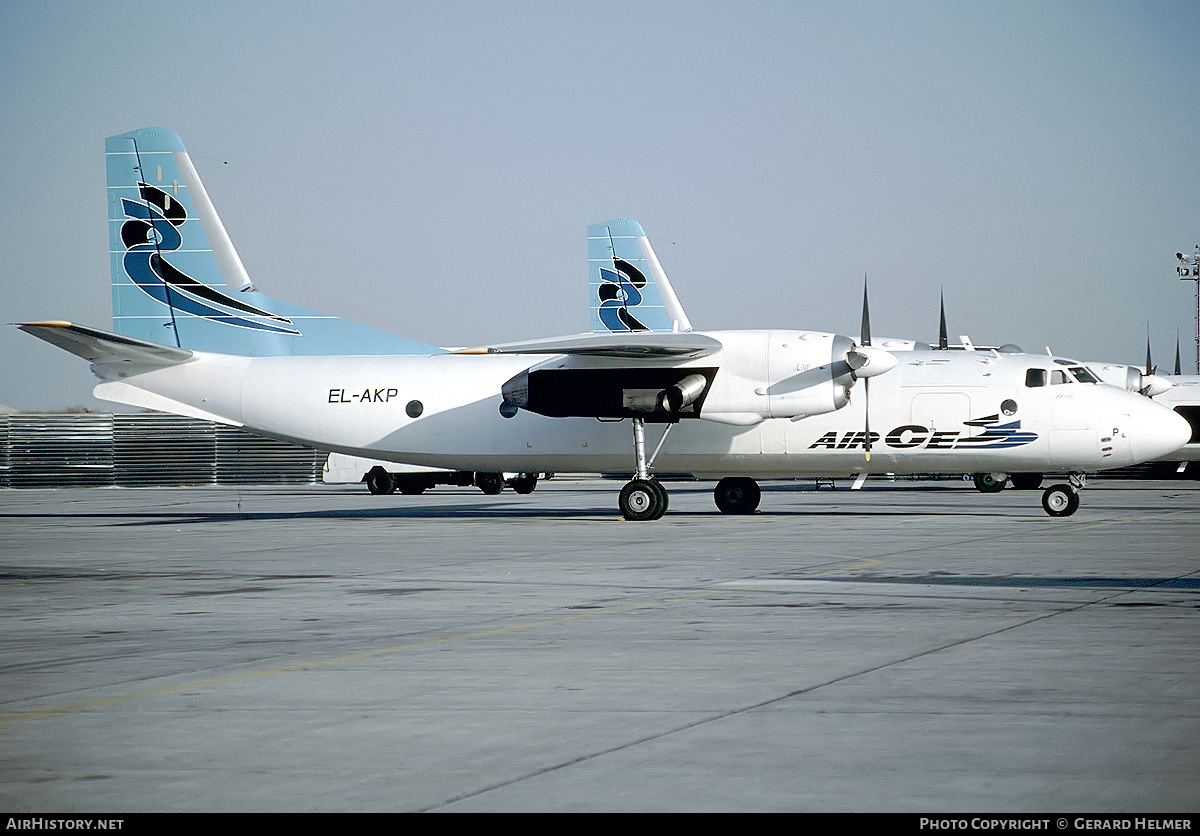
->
[1041,473,1085,517]
[1041,484,1080,517]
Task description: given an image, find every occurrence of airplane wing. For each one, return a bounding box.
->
[451,331,721,358]
[16,321,194,366]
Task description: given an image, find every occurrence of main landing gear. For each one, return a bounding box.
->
[714,477,761,514]
[619,417,669,521]
[364,466,538,496]
[617,418,766,519]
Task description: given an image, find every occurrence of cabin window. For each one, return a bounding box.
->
[1025,369,1047,387]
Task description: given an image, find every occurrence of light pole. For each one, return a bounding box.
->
[1176,247,1200,374]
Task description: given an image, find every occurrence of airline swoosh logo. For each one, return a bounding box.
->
[120,183,301,335]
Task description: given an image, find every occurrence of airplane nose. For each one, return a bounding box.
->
[1129,401,1192,463]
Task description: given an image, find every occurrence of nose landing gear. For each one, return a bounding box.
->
[1041,472,1085,517]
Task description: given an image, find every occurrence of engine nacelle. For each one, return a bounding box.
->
[701,332,859,422]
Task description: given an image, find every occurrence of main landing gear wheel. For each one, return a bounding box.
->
[619,479,668,521]
[475,472,504,495]
[972,472,1008,493]
[366,467,396,495]
[510,473,538,494]
[1041,484,1080,517]
[714,477,761,514]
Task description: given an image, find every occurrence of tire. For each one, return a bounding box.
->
[1010,472,1044,490]
[475,472,504,495]
[511,473,538,494]
[1041,484,1080,517]
[620,479,667,521]
[972,472,1008,493]
[366,467,396,495]
[396,477,428,495]
[714,477,761,514]
[646,479,669,519]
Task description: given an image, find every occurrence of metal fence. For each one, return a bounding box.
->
[0,413,325,488]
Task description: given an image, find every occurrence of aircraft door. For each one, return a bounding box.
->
[1049,394,1101,460]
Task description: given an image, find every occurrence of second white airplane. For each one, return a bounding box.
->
[18,128,1191,519]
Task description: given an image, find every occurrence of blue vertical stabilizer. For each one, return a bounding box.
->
[588,219,691,334]
[107,128,439,356]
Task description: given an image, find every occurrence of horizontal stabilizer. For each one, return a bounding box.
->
[452,331,721,359]
[16,321,193,367]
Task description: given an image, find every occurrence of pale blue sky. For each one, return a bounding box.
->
[3,0,1198,409]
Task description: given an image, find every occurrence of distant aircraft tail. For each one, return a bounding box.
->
[106,128,437,356]
[588,219,692,334]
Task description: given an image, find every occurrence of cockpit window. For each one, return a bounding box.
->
[1069,366,1099,383]
[1051,370,1070,385]
[1025,368,1047,387]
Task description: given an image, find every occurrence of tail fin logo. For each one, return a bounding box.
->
[120,183,301,335]
[597,258,650,332]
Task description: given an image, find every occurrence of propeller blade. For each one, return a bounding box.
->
[938,289,948,350]
[861,275,873,461]
[1145,326,1156,376]
[847,271,896,379]
[860,275,872,347]
[863,376,871,461]
[1176,333,1182,376]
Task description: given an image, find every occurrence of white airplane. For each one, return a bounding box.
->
[17,128,1191,520]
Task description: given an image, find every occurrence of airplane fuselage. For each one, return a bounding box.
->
[90,336,1183,478]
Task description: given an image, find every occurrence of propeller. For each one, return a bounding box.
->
[843,276,896,461]
[1176,332,1182,376]
[844,277,883,460]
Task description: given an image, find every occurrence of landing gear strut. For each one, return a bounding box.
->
[619,417,668,520]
